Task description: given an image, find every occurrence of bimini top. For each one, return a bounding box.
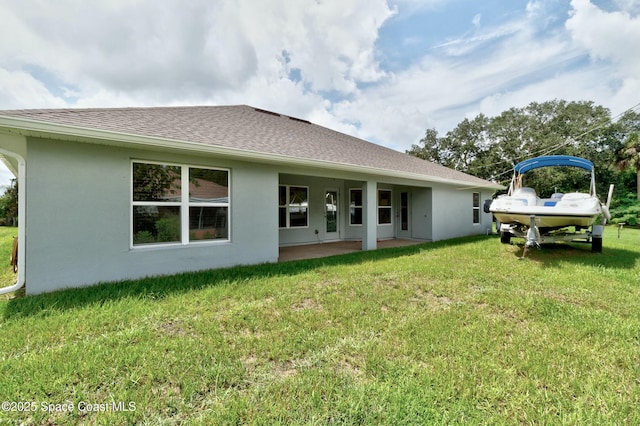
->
[514,155,594,174]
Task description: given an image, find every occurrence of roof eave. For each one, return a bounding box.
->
[0,115,504,190]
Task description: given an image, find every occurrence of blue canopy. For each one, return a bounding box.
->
[514,155,594,174]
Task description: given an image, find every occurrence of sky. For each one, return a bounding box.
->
[0,0,639,186]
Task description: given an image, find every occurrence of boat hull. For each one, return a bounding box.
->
[491,211,599,228]
[490,192,602,229]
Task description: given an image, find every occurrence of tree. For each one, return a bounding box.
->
[0,179,18,226]
[407,116,490,172]
[407,128,446,165]
[409,99,625,198]
[132,163,180,201]
[441,114,490,171]
[615,110,640,200]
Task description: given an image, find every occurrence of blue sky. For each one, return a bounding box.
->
[0,0,639,186]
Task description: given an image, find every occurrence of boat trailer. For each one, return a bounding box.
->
[498,183,613,258]
[499,216,604,257]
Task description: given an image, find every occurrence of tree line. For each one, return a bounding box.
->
[407,100,639,224]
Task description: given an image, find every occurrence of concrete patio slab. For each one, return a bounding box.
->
[278,239,426,262]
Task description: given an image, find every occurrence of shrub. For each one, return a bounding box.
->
[133,231,155,244]
[156,215,180,242]
[609,192,640,226]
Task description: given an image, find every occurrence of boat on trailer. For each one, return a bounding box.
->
[489,155,613,252]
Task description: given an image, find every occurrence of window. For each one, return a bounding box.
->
[349,189,362,225]
[473,192,480,224]
[279,185,309,228]
[378,189,392,225]
[132,161,229,246]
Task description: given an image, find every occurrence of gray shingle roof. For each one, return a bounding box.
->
[0,105,499,188]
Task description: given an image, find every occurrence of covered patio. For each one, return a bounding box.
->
[278,239,426,262]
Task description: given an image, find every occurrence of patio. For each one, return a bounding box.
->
[278,239,426,262]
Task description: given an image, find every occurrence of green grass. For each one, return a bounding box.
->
[0,226,638,425]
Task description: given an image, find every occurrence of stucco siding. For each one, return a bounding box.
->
[277,175,411,246]
[13,138,497,295]
[410,187,433,241]
[0,132,27,172]
[430,185,493,241]
[24,138,278,294]
[278,174,346,246]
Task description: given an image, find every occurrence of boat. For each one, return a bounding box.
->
[489,155,612,251]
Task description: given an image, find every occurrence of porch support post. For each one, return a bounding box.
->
[362,180,377,251]
[0,145,26,295]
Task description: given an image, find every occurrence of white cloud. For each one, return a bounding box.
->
[565,0,640,115]
[566,0,640,74]
[0,68,66,109]
[472,13,481,28]
[331,12,577,147]
[325,0,640,154]
[0,0,394,107]
[433,19,523,57]
[0,0,397,184]
[475,65,613,117]
[613,0,640,15]
[0,0,638,162]
[388,0,445,15]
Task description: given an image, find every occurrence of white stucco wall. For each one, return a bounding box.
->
[24,138,279,294]
[0,132,27,170]
[278,174,344,246]
[277,176,405,246]
[430,185,493,241]
[410,187,433,241]
[8,135,498,294]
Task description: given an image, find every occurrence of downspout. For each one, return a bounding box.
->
[0,152,25,295]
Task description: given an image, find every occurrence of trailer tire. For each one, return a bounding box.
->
[592,237,602,253]
[500,231,511,244]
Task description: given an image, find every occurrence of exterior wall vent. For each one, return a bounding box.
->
[254,108,281,117]
[288,116,311,124]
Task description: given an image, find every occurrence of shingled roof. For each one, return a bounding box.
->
[0,105,500,188]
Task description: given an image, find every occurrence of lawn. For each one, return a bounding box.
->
[0,226,638,425]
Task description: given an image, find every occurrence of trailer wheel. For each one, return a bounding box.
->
[500,231,511,244]
[592,237,602,253]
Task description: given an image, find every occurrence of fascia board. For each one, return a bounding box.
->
[0,115,504,190]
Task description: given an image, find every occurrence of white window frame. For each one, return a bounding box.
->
[472,192,480,224]
[131,160,231,248]
[279,185,309,229]
[378,189,393,225]
[349,188,363,226]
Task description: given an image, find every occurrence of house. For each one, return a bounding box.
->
[0,105,502,295]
